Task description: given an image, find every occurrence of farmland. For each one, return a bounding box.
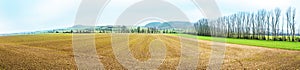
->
[0,34,300,69]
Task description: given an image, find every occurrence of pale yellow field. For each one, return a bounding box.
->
[0,34,299,69]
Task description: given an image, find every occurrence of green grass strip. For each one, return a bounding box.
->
[172,34,300,51]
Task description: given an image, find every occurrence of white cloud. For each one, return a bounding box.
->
[0,0,81,34]
[166,0,203,22]
[99,0,203,25]
[0,18,10,34]
[216,0,292,16]
[0,6,11,34]
[0,0,298,34]
[23,0,80,24]
[98,0,142,25]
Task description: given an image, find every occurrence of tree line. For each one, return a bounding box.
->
[121,26,177,34]
[194,7,300,42]
[53,26,177,34]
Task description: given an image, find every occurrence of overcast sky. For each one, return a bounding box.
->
[0,0,299,34]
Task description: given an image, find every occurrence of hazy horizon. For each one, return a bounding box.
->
[0,0,299,34]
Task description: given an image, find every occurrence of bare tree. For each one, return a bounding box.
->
[259,10,267,40]
[291,7,296,41]
[266,11,271,40]
[271,8,281,41]
[286,7,292,41]
[245,13,251,39]
[193,7,297,42]
[251,13,257,39]
[282,15,285,41]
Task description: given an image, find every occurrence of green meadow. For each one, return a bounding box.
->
[174,34,300,50]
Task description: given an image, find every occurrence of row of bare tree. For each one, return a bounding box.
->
[194,7,299,42]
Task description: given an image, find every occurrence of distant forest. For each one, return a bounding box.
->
[51,25,178,34]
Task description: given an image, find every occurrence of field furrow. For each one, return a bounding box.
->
[0,34,299,69]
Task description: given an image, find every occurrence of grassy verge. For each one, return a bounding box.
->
[172,34,300,50]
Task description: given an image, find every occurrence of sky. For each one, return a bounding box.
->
[0,0,299,34]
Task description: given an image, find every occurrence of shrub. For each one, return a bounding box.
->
[296,37,300,42]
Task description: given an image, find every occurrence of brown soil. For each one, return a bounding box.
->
[0,34,299,69]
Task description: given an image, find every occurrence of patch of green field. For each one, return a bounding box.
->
[173,34,300,50]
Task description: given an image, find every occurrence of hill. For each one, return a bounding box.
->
[144,22,162,28]
[145,21,193,29]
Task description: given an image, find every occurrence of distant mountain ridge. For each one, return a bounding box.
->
[144,22,162,28]
[145,21,193,29]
